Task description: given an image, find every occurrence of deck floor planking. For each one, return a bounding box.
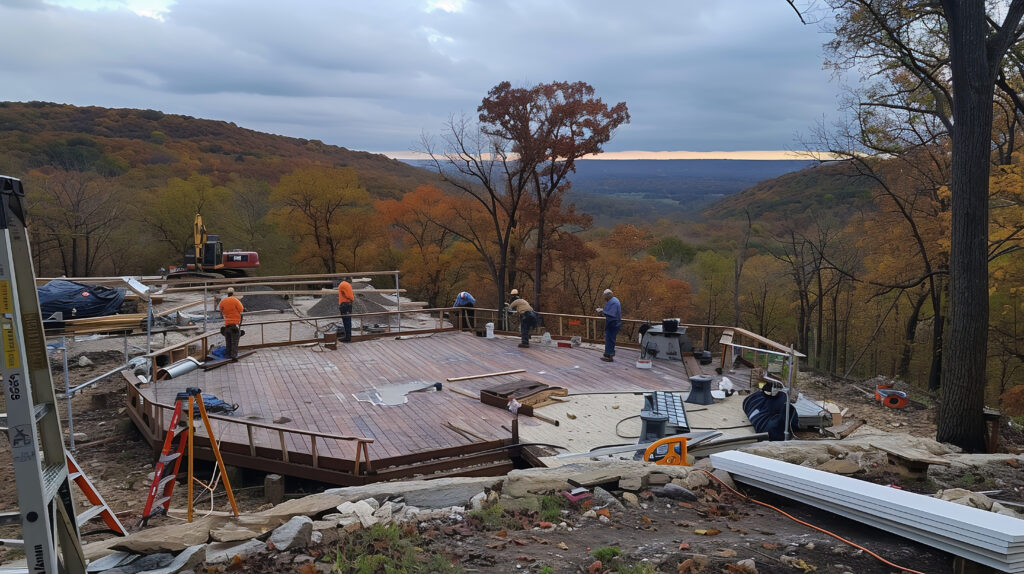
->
[138,332,702,468]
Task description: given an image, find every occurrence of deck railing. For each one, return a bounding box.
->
[125,378,375,475]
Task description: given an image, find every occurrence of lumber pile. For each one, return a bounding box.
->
[711,450,1024,572]
[58,313,147,335]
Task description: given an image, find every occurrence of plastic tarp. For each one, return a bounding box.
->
[38,280,126,320]
[742,389,797,441]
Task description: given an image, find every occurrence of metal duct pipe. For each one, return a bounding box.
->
[156,356,202,380]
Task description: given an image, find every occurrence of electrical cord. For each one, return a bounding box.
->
[701,469,925,574]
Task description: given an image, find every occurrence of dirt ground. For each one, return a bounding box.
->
[2,355,1022,572]
[0,353,271,565]
[236,479,956,574]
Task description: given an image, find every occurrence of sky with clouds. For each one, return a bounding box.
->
[0,0,845,155]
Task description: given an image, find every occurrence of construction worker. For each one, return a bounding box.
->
[506,289,539,348]
[453,291,476,329]
[218,287,244,359]
[596,288,622,362]
[337,279,354,342]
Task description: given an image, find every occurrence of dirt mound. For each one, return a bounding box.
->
[239,292,292,312]
[306,283,392,318]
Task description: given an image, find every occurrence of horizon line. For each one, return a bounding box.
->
[380,150,839,161]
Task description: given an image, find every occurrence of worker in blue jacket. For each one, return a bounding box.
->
[597,288,622,362]
[453,291,476,329]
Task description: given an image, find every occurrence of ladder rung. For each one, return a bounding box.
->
[32,403,50,422]
[76,505,105,527]
[172,425,188,437]
[69,472,82,481]
[0,512,20,526]
[152,497,171,509]
[156,474,176,490]
[158,452,181,465]
[41,463,68,502]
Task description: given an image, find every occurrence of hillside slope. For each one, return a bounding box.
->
[704,161,876,224]
[0,101,436,198]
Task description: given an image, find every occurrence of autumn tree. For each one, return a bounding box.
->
[25,168,126,276]
[477,81,629,310]
[269,166,373,274]
[139,174,231,264]
[790,0,1024,450]
[377,185,473,307]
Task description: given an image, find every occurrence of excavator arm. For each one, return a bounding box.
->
[193,213,207,272]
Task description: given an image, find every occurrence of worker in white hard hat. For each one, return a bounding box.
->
[506,289,538,348]
[596,288,621,362]
[452,291,476,329]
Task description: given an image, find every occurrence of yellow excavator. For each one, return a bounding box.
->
[169,214,260,278]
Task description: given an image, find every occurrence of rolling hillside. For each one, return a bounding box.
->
[0,101,437,199]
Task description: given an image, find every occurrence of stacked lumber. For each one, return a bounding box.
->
[58,313,147,335]
[711,450,1024,572]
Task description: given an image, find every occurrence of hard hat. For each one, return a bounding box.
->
[603,289,613,295]
[510,289,519,296]
[226,287,235,295]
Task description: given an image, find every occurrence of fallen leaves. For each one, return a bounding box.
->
[715,548,738,558]
[595,508,611,518]
[588,560,603,573]
[678,542,690,550]
[557,541,569,550]
[694,528,721,536]
[780,555,817,572]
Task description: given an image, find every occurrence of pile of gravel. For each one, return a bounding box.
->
[239,292,292,312]
[306,283,391,318]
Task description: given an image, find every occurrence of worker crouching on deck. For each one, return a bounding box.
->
[218,287,244,360]
[506,289,539,348]
[453,290,476,329]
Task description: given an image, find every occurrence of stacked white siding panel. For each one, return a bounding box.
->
[711,450,1024,572]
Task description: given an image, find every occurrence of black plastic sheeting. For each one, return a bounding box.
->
[38,280,126,320]
[742,389,797,441]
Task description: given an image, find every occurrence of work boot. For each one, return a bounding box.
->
[518,343,529,348]
[601,355,613,362]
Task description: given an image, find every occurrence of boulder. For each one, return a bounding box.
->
[935,488,994,510]
[209,515,282,542]
[470,492,487,511]
[255,492,348,520]
[710,469,736,491]
[372,501,393,525]
[112,516,221,554]
[205,539,267,565]
[650,483,697,501]
[504,460,660,498]
[268,516,313,551]
[621,492,639,507]
[815,458,862,475]
[133,545,204,574]
[102,553,173,574]
[324,476,501,509]
[591,487,624,511]
[337,500,378,528]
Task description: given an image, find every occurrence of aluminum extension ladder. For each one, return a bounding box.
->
[0,175,87,573]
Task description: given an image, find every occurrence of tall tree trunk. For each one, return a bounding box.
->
[928,281,945,391]
[898,291,928,380]
[936,2,993,452]
[815,269,824,370]
[534,200,546,312]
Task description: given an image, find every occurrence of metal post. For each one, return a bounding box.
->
[784,348,796,441]
[146,296,153,354]
[394,271,401,334]
[63,335,74,451]
[203,282,208,331]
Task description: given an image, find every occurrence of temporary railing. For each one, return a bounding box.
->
[125,378,375,476]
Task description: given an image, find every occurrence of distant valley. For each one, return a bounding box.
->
[405,158,815,225]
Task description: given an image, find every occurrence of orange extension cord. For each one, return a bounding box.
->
[701,469,925,574]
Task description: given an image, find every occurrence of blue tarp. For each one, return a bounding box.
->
[742,388,797,441]
[38,280,126,320]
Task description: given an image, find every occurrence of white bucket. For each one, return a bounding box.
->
[485,322,495,338]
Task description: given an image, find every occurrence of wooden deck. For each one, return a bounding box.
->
[129,332,709,483]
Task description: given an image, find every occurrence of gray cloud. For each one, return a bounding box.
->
[0,0,844,152]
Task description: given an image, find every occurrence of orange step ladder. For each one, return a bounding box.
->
[66,451,127,535]
[140,387,239,525]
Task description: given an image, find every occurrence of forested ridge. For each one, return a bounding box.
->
[1,97,1021,423]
